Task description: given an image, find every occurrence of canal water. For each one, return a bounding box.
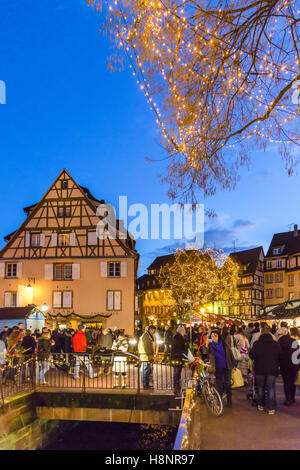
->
[43,422,177,450]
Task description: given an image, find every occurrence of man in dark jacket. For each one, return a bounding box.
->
[21,330,36,382]
[249,325,282,414]
[163,325,173,360]
[171,326,187,396]
[277,328,298,406]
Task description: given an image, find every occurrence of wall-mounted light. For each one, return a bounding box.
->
[41,303,49,313]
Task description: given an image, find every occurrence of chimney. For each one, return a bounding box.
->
[294,224,298,237]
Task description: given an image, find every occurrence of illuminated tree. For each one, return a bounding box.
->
[88,0,300,201]
[158,249,240,315]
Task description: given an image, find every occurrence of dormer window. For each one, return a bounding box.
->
[273,248,281,255]
[61,180,68,189]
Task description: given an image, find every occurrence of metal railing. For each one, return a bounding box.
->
[0,352,193,399]
[0,356,35,405]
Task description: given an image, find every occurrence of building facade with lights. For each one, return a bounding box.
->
[0,169,139,334]
[136,254,178,327]
[212,247,265,319]
[264,224,300,307]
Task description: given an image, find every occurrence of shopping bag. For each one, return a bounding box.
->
[231,367,244,388]
[294,371,300,386]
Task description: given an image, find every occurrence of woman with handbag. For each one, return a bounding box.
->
[207,328,236,407]
[234,328,250,378]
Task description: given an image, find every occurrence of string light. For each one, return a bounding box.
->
[88,0,300,200]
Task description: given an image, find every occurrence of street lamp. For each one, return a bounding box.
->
[41,303,49,313]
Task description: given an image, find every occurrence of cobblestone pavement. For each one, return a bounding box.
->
[190,380,300,450]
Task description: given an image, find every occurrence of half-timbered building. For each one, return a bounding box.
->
[0,169,139,334]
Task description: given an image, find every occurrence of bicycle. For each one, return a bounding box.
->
[196,363,223,417]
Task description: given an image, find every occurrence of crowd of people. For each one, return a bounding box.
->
[0,323,129,386]
[0,319,300,415]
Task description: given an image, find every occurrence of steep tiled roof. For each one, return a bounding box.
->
[266,226,300,258]
[230,246,264,275]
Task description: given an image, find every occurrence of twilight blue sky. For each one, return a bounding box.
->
[0,0,299,275]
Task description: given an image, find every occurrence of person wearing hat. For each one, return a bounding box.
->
[171,326,187,396]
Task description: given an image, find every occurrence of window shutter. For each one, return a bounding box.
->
[17,292,22,307]
[4,292,11,307]
[121,261,127,277]
[63,292,72,308]
[0,263,5,278]
[16,263,22,278]
[25,233,31,247]
[115,291,121,310]
[72,264,80,280]
[51,232,57,247]
[88,231,97,246]
[107,291,114,310]
[40,233,45,247]
[53,292,62,308]
[70,232,76,246]
[45,264,53,280]
[101,262,108,277]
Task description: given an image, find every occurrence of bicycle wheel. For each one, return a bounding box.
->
[202,383,223,417]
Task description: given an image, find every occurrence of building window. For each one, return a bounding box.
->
[275,273,283,283]
[61,180,68,189]
[107,290,121,310]
[265,274,273,284]
[4,292,17,307]
[266,261,272,270]
[288,274,294,287]
[288,292,295,300]
[266,289,273,299]
[65,207,71,217]
[58,206,71,218]
[58,207,65,218]
[276,260,283,268]
[31,233,41,247]
[275,288,283,298]
[273,248,281,255]
[54,264,73,281]
[108,262,121,278]
[58,233,70,247]
[6,263,17,278]
[53,291,73,308]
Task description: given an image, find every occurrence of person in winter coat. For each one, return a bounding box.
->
[234,328,250,377]
[112,334,129,388]
[62,329,74,364]
[138,326,156,389]
[21,330,36,382]
[0,339,6,367]
[277,327,299,406]
[36,332,52,384]
[100,329,113,349]
[72,325,95,380]
[163,325,174,360]
[0,326,10,345]
[171,326,187,395]
[4,326,23,383]
[208,328,235,407]
[249,325,282,414]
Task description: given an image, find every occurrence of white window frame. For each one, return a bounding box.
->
[107,290,122,311]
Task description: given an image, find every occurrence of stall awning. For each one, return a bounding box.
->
[0,306,35,320]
